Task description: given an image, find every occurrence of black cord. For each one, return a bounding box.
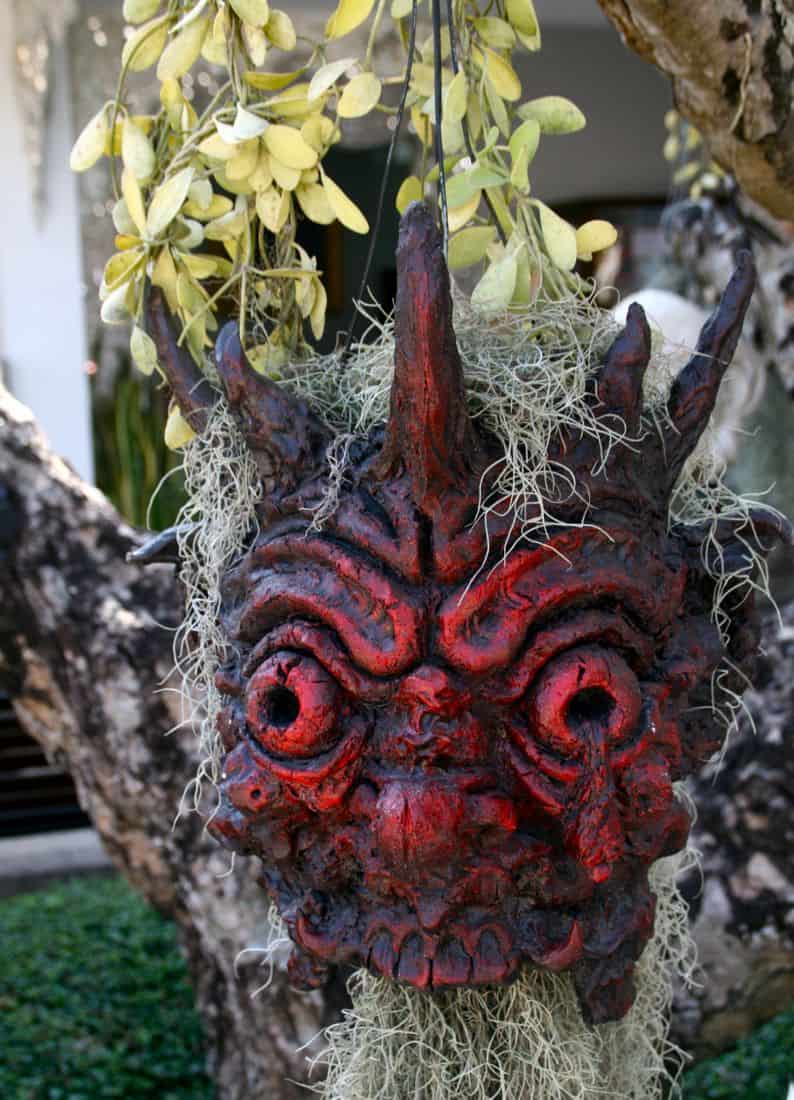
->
[445,0,507,245]
[431,0,449,257]
[341,0,419,364]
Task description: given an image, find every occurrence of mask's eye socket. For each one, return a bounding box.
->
[526,645,642,756]
[246,652,341,759]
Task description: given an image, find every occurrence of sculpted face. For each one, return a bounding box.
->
[146,203,785,1024]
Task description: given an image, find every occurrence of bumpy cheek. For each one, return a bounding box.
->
[615,754,691,861]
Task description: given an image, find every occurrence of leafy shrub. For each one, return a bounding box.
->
[0,877,213,1100]
[682,1003,794,1100]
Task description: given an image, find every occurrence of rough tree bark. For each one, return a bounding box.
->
[0,384,345,1100]
[1,382,792,1088]
[596,0,794,221]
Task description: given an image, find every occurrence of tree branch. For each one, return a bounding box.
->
[597,0,794,220]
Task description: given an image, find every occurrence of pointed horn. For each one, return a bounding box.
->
[666,250,756,479]
[215,322,331,488]
[145,287,215,433]
[596,303,651,432]
[374,202,481,511]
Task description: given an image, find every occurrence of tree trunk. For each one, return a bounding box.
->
[2,383,792,1089]
[673,601,794,1059]
[0,383,344,1100]
[596,0,794,221]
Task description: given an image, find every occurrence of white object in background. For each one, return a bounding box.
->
[0,4,93,483]
[786,1082,794,1100]
[613,288,765,469]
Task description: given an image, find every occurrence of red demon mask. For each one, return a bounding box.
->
[146,203,787,1024]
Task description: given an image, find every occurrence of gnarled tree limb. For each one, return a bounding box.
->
[597,0,794,221]
[0,383,344,1100]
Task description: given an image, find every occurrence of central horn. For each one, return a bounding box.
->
[374,202,482,512]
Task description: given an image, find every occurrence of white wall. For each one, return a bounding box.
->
[0,7,94,482]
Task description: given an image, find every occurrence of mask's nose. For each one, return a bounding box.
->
[375,780,516,876]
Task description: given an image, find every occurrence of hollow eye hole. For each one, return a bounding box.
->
[246,651,340,759]
[264,685,301,729]
[566,687,616,731]
[526,644,642,756]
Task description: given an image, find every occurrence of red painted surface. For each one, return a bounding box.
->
[150,203,787,1023]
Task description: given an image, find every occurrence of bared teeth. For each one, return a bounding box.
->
[370,931,398,978]
[433,939,472,987]
[472,930,512,984]
[396,933,431,987]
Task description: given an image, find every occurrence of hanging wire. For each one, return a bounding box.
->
[341,0,419,363]
[445,0,507,245]
[431,0,449,257]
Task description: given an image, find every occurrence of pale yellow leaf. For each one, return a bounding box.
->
[308,57,355,101]
[295,182,335,224]
[229,0,270,27]
[121,16,170,73]
[326,0,376,40]
[269,155,301,190]
[337,72,381,118]
[121,117,155,181]
[103,248,145,292]
[263,124,318,169]
[301,115,337,152]
[471,251,518,310]
[165,404,197,450]
[184,193,234,220]
[310,279,327,340]
[124,0,161,24]
[245,68,303,90]
[112,198,138,236]
[506,0,540,46]
[266,10,296,50]
[157,15,209,79]
[198,133,237,160]
[473,17,515,49]
[476,48,521,101]
[180,253,221,279]
[241,23,268,66]
[256,187,291,233]
[100,283,134,325]
[232,106,268,141]
[69,107,109,172]
[146,166,195,238]
[130,325,158,374]
[447,190,480,233]
[121,168,147,235]
[226,139,260,180]
[188,178,213,210]
[320,169,368,232]
[575,219,617,260]
[537,201,577,270]
[395,174,423,213]
[151,246,179,311]
[448,225,496,269]
[390,0,412,17]
[249,150,274,191]
[205,198,250,240]
[518,96,585,134]
[444,70,468,124]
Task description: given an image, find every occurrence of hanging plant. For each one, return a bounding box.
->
[74,6,790,1100]
[71,0,617,429]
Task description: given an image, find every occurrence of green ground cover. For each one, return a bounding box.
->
[1,875,791,1099]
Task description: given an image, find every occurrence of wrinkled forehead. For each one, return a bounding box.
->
[221,521,685,678]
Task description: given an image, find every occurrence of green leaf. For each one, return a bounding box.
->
[518,96,586,134]
[509,118,540,164]
[448,225,496,269]
[395,175,423,213]
[471,252,518,312]
[444,70,468,124]
[536,201,577,270]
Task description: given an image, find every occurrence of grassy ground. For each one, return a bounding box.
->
[0,877,212,1100]
[0,875,791,1099]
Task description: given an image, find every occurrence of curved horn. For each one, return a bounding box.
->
[145,287,215,433]
[215,322,331,488]
[666,250,756,480]
[374,202,481,511]
[596,303,651,433]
